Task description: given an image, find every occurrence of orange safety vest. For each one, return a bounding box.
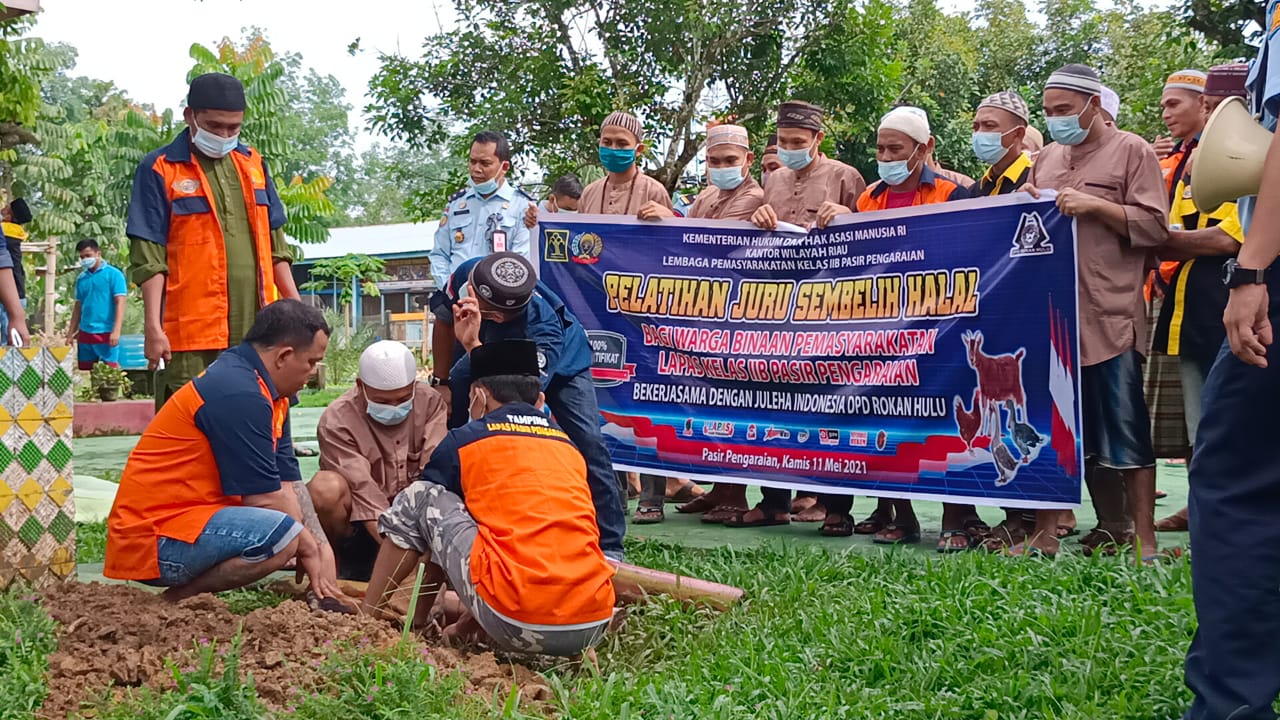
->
[148,142,279,352]
[856,167,965,212]
[104,351,289,581]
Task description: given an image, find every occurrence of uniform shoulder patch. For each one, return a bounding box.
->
[447,188,466,203]
[515,187,536,202]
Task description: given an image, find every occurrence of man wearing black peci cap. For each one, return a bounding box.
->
[126,72,301,411]
[444,252,626,562]
[0,197,30,345]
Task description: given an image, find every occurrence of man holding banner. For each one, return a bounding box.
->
[841,106,978,550]
[731,101,865,528]
[1022,64,1169,559]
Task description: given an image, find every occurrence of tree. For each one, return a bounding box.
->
[366,0,886,193]
[300,253,389,336]
[0,15,55,192]
[327,142,464,226]
[188,33,339,245]
[1181,0,1266,59]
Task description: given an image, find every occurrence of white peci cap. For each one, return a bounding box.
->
[358,340,418,390]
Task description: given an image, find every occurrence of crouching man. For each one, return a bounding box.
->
[310,340,448,581]
[104,300,339,601]
[362,339,616,656]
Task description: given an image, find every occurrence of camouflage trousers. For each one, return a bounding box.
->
[378,482,609,656]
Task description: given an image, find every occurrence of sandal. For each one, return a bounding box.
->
[631,505,664,525]
[1007,542,1057,559]
[701,505,748,524]
[666,479,706,504]
[676,495,717,514]
[962,519,991,543]
[819,515,854,538]
[723,509,791,528]
[1080,528,1131,557]
[981,521,1027,552]
[936,529,974,553]
[854,512,892,535]
[294,445,319,457]
[1140,547,1184,566]
[872,523,921,545]
[1155,508,1188,532]
[793,502,828,523]
[1054,524,1079,539]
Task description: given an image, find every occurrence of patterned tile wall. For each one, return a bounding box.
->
[0,347,75,590]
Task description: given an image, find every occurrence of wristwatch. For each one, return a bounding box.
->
[429,375,448,387]
[1223,258,1268,289]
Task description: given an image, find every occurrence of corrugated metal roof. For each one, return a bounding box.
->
[290,222,435,263]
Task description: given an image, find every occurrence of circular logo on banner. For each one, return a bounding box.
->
[172,179,200,194]
[570,232,604,264]
[875,429,888,451]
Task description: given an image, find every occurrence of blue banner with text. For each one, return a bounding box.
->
[538,195,1083,508]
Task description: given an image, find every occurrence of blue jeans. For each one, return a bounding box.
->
[145,506,301,587]
[1184,269,1280,720]
[544,371,627,561]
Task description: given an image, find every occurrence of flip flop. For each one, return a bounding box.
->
[1006,544,1056,559]
[701,505,748,524]
[1140,547,1184,565]
[872,523,921,545]
[723,511,790,528]
[819,516,854,538]
[631,506,664,525]
[1054,525,1079,539]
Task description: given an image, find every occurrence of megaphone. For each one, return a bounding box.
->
[1192,96,1273,213]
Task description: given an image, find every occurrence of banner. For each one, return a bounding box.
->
[538,194,1083,508]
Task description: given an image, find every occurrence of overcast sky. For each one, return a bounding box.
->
[33,0,462,148]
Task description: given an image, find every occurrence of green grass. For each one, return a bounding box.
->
[55,531,1198,718]
[76,522,106,565]
[295,385,352,408]
[556,540,1195,720]
[0,589,58,719]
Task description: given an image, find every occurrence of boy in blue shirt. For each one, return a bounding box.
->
[68,239,128,370]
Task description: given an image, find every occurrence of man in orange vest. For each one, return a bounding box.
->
[104,300,339,602]
[832,106,976,550]
[364,339,615,655]
[127,73,300,411]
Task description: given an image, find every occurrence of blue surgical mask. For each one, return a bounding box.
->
[708,166,746,191]
[365,390,413,426]
[1046,110,1092,146]
[80,257,97,270]
[877,160,913,186]
[972,131,1012,164]
[599,146,637,173]
[190,120,239,159]
[471,176,500,196]
[777,146,813,171]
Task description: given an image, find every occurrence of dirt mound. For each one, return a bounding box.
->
[38,582,551,718]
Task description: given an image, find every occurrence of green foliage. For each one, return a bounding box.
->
[89,361,132,395]
[319,309,379,384]
[1181,0,1267,59]
[0,16,52,148]
[290,645,540,719]
[0,588,57,719]
[365,0,864,192]
[76,521,106,564]
[327,143,464,226]
[301,255,390,333]
[219,589,292,616]
[295,385,353,408]
[557,540,1195,719]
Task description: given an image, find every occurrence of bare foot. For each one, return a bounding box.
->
[793,501,827,523]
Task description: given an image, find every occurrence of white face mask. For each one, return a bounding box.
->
[191,118,240,159]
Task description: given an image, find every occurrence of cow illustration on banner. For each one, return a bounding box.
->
[537,194,1083,508]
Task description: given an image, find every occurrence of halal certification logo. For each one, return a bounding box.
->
[1010,212,1053,257]
[570,232,604,265]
